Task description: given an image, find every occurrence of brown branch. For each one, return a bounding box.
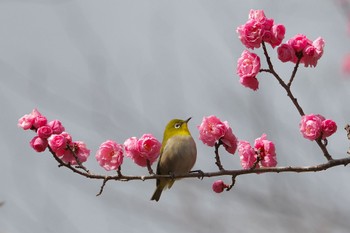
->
[261,41,333,161]
[48,146,350,181]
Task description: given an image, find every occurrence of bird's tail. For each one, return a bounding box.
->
[150,186,163,202]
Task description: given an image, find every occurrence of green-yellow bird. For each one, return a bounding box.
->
[151,117,197,201]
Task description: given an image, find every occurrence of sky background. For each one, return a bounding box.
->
[1,0,350,232]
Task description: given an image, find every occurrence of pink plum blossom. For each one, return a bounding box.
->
[49,134,68,156]
[237,19,264,49]
[221,124,238,155]
[277,43,296,62]
[124,134,161,167]
[270,24,286,48]
[212,180,229,193]
[238,141,258,169]
[287,34,310,52]
[237,9,285,49]
[299,114,323,141]
[198,115,228,147]
[37,126,53,139]
[95,140,124,171]
[254,134,277,167]
[48,120,65,134]
[18,108,43,130]
[239,75,259,91]
[59,141,90,165]
[30,136,48,152]
[237,50,261,91]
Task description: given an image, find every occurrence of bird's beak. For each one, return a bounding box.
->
[185,117,192,123]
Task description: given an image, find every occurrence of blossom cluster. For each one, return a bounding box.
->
[197,115,238,155]
[18,109,90,165]
[236,9,325,91]
[238,134,277,169]
[277,34,325,67]
[299,114,337,141]
[237,9,285,49]
[18,109,162,171]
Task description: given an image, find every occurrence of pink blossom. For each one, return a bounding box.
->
[212,180,228,193]
[48,120,65,134]
[17,108,42,130]
[248,9,266,21]
[237,19,264,49]
[95,140,124,171]
[238,141,258,169]
[254,134,277,167]
[313,37,325,60]
[124,134,161,167]
[33,115,47,129]
[299,114,323,141]
[49,134,68,156]
[270,24,286,48]
[137,134,162,162]
[248,9,274,31]
[30,136,48,152]
[221,124,238,155]
[198,115,228,147]
[239,76,259,91]
[321,119,337,139]
[277,44,296,62]
[60,141,90,165]
[287,34,310,52]
[37,126,53,139]
[237,50,261,90]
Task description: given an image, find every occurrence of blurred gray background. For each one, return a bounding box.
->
[1,0,350,232]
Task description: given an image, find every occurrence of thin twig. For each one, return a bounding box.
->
[287,52,303,87]
[66,144,90,174]
[261,41,334,161]
[146,159,154,175]
[214,141,224,170]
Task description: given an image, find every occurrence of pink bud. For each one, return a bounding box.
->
[37,126,53,139]
[96,140,124,171]
[277,43,296,63]
[48,120,65,134]
[49,134,68,156]
[30,136,48,152]
[212,180,228,193]
[321,119,337,139]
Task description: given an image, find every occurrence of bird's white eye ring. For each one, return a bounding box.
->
[174,123,181,129]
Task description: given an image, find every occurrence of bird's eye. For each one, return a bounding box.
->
[174,123,181,129]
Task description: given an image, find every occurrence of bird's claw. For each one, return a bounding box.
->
[190,169,205,180]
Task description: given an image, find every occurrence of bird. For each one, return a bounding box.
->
[151,117,197,201]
